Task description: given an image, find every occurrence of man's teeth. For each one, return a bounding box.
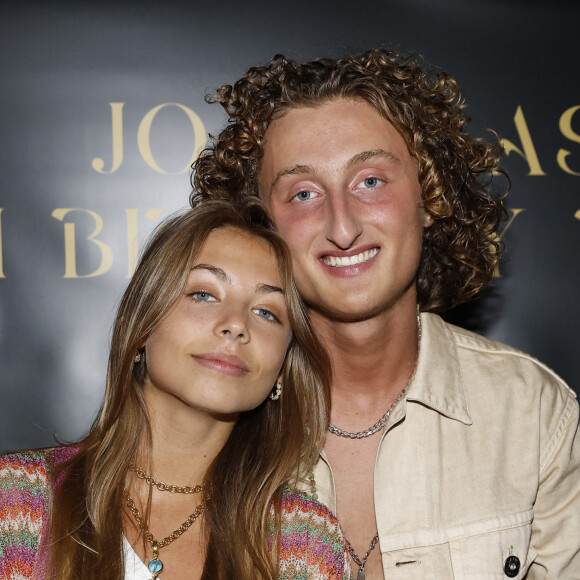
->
[323,248,378,267]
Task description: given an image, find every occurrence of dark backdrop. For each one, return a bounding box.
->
[1,0,578,450]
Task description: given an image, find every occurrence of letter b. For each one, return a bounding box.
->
[52,208,114,277]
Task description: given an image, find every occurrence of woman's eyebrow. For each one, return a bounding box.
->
[255,283,285,296]
[191,264,232,284]
[191,265,284,295]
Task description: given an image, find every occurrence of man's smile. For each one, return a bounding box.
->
[322,247,379,268]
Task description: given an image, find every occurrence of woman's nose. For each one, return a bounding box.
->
[216,310,250,343]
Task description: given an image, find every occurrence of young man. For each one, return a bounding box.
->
[191,51,580,579]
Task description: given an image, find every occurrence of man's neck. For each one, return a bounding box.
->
[311,298,420,430]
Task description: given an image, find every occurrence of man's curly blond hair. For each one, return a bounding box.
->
[191,49,508,313]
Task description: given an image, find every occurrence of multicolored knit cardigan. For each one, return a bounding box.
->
[274,489,352,579]
[0,447,351,579]
[0,447,75,579]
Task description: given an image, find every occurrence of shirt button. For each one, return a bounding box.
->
[504,555,520,577]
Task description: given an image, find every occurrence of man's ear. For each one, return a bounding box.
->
[423,212,434,228]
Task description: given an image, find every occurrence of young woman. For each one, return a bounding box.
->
[0,199,351,579]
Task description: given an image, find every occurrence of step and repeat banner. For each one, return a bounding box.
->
[1,1,578,449]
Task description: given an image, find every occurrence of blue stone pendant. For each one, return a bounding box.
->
[148,556,163,578]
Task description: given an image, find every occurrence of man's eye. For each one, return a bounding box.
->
[362,176,380,188]
[293,190,315,201]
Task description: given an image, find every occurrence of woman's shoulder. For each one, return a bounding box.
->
[2,443,80,467]
[0,447,64,520]
[0,447,57,486]
[278,487,352,579]
[0,444,81,498]
[0,448,62,578]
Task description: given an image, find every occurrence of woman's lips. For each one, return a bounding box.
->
[192,352,249,377]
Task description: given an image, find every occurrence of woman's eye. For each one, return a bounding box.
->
[191,291,217,302]
[253,308,279,323]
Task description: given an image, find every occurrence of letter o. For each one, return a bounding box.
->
[137,103,207,174]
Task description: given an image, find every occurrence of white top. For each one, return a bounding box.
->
[123,535,152,580]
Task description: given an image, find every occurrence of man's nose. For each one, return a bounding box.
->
[324,191,363,249]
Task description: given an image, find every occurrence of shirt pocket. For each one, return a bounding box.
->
[382,543,455,579]
[447,509,537,578]
[381,510,536,579]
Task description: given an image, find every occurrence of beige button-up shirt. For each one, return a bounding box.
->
[314,313,580,579]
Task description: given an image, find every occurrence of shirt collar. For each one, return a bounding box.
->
[402,312,472,425]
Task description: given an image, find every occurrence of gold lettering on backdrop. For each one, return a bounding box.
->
[491,208,526,278]
[137,103,206,174]
[575,210,580,220]
[51,208,114,278]
[557,105,580,176]
[0,209,4,278]
[91,102,125,174]
[500,107,546,176]
[126,208,166,276]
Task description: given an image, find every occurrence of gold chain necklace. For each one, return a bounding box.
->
[124,466,210,578]
[128,464,208,494]
[123,489,209,578]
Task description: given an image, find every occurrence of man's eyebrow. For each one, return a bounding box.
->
[191,264,232,284]
[271,164,314,189]
[271,149,399,189]
[255,283,285,296]
[346,149,399,169]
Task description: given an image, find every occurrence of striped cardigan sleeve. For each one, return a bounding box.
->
[0,449,53,579]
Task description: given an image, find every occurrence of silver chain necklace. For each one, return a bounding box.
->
[327,311,421,439]
[308,469,379,580]
[348,532,379,580]
[327,388,407,438]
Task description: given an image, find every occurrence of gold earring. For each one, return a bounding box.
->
[133,351,142,364]
[269,379,282,401]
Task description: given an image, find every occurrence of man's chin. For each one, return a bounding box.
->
[306,300,387,324]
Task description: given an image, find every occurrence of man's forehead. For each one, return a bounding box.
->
[262,98,403,147]
[259,99,409,173]
[265,96,382,130]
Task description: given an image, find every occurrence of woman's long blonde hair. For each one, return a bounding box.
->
[48,198,330,579]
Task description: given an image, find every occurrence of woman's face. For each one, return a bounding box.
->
[143,227,292,418]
